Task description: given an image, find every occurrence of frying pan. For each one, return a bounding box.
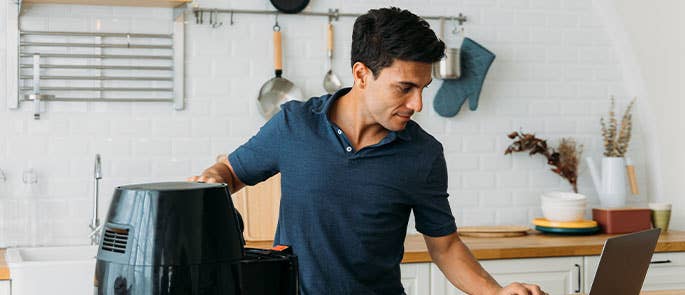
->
[270,0,310,14]
[257,24,303,119]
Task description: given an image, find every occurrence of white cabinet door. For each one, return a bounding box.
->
[0,280,10,295]
[431,257,583,295]
[585,252,685,291]
[401,263,431,295]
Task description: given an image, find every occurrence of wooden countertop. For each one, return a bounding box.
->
[245,230,685,263]
[0,249,8,280]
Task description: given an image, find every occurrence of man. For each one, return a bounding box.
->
[189,7,547,295]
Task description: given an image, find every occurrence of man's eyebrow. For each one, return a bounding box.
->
[398,80,432,88]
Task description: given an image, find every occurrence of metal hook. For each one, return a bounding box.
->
[457,13,467,26]
[273,13,280,32]
[451,15,464,36]
[230,10,235,26]
[211,10,223,28]
[328,8,339,23]
[126,34,131,48]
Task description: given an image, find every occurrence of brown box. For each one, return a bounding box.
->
[592,208,652,234]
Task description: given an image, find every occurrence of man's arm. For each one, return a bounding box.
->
[187,154,246,193]
[423,232,547,295]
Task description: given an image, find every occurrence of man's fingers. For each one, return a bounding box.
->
[186,175,218,183]
[522,283,545,295]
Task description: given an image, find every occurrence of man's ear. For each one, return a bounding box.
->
[352,62,370,89]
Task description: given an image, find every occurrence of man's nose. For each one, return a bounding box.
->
[407,91,423,113]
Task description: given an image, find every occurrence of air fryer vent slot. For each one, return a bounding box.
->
[102,226,129,254]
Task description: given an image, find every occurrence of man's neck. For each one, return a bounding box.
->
[328,87,389,151]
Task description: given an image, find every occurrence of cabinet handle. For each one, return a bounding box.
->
[574,263,581,293]
[650,260,672,264]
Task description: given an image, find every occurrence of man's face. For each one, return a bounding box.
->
[362,59,433,131]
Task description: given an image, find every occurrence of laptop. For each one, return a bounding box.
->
[587,228,661,295]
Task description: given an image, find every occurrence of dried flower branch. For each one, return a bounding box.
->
[505,131,583,193]
[601,97,636,157]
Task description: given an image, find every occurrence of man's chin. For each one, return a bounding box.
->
[385,121,409,132]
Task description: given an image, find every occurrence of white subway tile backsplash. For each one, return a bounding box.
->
[463,136,496,153]
[514,12,547,26]
[110,159,152,177]
[0,0,644,246]
[449,190,480,209]
[529,100,560,115]
[496,171,529,188]
[90,137,131,157]
[447,155,480,171]
[482,9,515,26]
[499,0,529,9]
[544,118,577,133]
[480,154,512,170]
[496,207,529,225]
[110,119,152,136]
[480,190,513,206]
[530,0,561,10]
[461,208,496,226]
[529,29,563,45]
[151,159,191,177]
[48,137,90,156]
[132,138,172,157]
[463,172,496,189]
[513,190,543,206]
[546,13,579,27]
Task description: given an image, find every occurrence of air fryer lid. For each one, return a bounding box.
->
[98,182,244,266]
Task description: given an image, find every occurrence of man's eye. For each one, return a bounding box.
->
[401,87,411,93]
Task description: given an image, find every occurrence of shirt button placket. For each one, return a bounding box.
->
[345,146,352,152]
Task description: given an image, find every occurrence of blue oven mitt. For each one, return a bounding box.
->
[433,37,496,117]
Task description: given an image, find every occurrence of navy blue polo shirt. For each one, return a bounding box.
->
[229,88,456,295]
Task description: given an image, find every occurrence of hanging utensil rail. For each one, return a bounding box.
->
[192,6,467,25]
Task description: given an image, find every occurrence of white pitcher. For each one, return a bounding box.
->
[586,157,629,208]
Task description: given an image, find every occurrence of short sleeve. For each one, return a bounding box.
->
[412,151,457,237]
[228,110,284,186]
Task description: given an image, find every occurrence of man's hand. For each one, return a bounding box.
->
[186,171,224,183]
[186,154,246,193]
[495,282,547,295]
[423,232,548,295]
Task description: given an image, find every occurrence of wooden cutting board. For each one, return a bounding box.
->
[458,226,530,238]
[232,174,281,242]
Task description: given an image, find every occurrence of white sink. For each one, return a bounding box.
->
[6,245,98,295]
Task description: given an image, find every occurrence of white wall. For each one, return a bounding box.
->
[0,0,650,247]
[596,0,684,230]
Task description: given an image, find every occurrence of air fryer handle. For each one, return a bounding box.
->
[233,209,246,246]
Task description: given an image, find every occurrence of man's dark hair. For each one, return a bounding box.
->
[351,7,445,78]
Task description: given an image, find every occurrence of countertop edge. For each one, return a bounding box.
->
[0,249,8,280]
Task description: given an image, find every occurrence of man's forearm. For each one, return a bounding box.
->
[430,235,501,295]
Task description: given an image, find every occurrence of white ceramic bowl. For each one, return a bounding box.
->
[541,205,586,222]
[541,192,587,207]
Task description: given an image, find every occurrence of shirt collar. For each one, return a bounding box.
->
[315,87,412,142]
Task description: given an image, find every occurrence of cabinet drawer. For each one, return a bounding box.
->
[0,280,9,295]
[401,263,430,295]
[585,252,685,291]
[431,257,583,295]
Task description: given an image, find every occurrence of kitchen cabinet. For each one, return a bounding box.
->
[401,263,431,295]
[585,252,685,291]
[0,280,10,295]
[429,257,583,295]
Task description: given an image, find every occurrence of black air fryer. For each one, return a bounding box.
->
[94,182,298,295]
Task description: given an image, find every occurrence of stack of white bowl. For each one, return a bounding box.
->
[540,192,588,222]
